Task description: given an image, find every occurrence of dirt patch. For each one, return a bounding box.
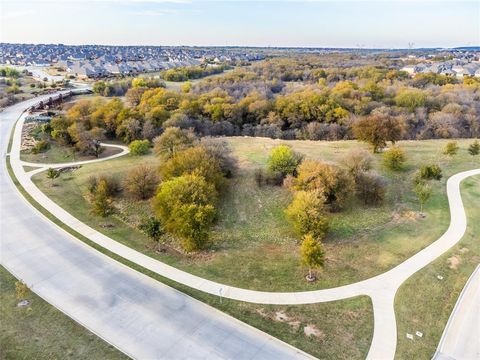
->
[459,247,469,253]
[447,255,461,270]
[304,324,324,339]
[274,311,289,322]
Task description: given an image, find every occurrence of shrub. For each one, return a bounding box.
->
[86,174,121,197]
[468,140,480,156]
[355,171,387,206]
[46,167,60,185]
[128,139,150,155]
[285,190,329,240]
[15,281,29,300]
[200,137,237,178]
[31,140,50,154]
[139,217,163,241]
[419,164,443,181]
[123,165,159,200]
[340,149,373,179]
[152,174,217,252]
[414,182,432,213]
[443,141,459,156]
[383,147,406,171]
[267,145,303,177]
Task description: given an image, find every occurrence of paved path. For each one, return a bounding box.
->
[3,93,480,359]
[1,95,312,360]
[433,265,480,360]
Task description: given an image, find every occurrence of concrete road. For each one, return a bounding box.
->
[434,265,480,360]
[0,96,312,359]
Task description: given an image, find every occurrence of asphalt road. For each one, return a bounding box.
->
[0,96,312,359]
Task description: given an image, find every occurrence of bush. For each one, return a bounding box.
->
[200,137,237,177]
[152,174,217,252]
[123,165,159,200]
[31,140,50,154]
[128,139,150,155]
[139,217,163,241]
[86,174,121,197]
[443,141,459,156]
[355,171,387,206]
[267,145,303,177]
[285,190,329,240]
[468,140,480,156]
[419,164,443,181]
[153,127,196,160]
[383,147,406,171]
[15,281,29,300]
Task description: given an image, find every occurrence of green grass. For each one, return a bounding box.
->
[6,157,374,359]
[21,142,122,164]
[32,137,479,292]
[0,266,126,360]
[394,175,480,360]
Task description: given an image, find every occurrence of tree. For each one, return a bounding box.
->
[152,174,217,252]
[383,147,406,171]
[123,165,159,200]
[468,140,480,156]
[292,159,354,211]
[395,88,427,111]
[90,179,114,217]
[300,234,325,281]
[414,182,432,213]
[46,167,60,185]
[267,144,303,177]
[153,127,196,160]
[285,190,329,240]
[159,146,225,190]
[353,112,405,153]
[128,139,150,156]
[443,141,459,156]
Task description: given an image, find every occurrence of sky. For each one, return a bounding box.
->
[0,0,479,48]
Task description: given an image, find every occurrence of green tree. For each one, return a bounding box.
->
[139,217,163,241]
[395,88,427,111]
[46,168,60,185]
[90,179,114,217]
[414,182,432,213]
[153,127,196,160]
[300,234,325,281]
[152,174,217,252]
[128,139,150,155]
[468,140,480,156]
[267,144,303,177]
[285,190,329,240]
[383,147,406,171]
[443,141,459,156]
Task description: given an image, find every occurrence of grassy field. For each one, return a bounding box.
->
[21,142,122,164]
[395,175,480,360]
[0,266,126,360]
[33,137,479,292]
[7,158,373,359]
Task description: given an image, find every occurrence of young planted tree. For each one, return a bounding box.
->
[285,190,329,240]
[46,167,60,186]
[468,140,480,156]
[300,234,325,282]
[90,179,114,217]
[443,141,459,156]
[123,165,159,200]
[139,217,163,241]
[383,147,406,171]
[414,182,432,213]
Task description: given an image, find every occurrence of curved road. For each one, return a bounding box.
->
[2,93,479,359]
[0,95,312,359]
